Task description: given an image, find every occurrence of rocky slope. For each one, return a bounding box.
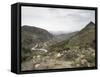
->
[21,25,54,62]
[48,21,96,68]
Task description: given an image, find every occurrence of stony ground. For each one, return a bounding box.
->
[21,47,95,71]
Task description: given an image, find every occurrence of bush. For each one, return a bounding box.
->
[63,50,78,61]
[21,47,31,62]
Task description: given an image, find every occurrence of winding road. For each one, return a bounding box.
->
[31,43,48,52]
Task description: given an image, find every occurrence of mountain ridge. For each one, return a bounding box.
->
[67,21,95,48]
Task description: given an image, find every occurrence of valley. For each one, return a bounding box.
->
[21,21,96,71]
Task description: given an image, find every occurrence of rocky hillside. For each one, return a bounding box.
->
[21,25,54,62]
[48,21,95,68]
[22,25,54,48]
[67,21,95,48]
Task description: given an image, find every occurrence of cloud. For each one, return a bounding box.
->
[22,6,95,32]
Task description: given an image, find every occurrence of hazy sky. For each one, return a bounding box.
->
[22,6,95,32]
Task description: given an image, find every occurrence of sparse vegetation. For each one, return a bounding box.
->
[21,22,96,71]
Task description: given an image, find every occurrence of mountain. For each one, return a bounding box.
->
[54,31,78,42]
[21,25,54,48]
[48,21,95,67]
[21,25,54,62]
[67,21,95,48]
[49,21,95,52]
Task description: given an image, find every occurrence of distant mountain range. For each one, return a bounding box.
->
[54,31,78,42]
